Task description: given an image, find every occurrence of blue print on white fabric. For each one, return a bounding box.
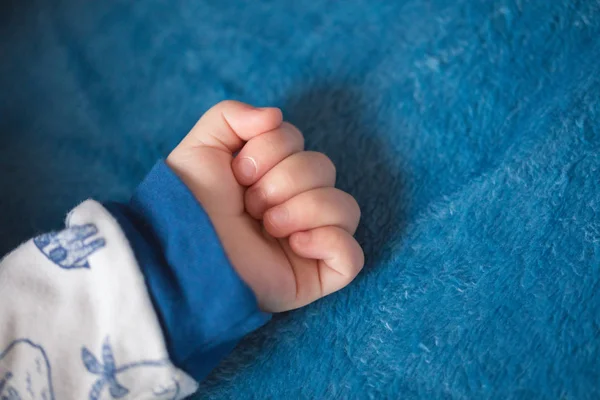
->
[0,339,55,400]
[33,224,106,269]
[83,338,181,400]
[152,380,180,399]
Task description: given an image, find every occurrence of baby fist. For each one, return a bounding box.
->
[167,101,364,312]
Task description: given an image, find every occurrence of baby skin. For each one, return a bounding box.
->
[167,100,364,312]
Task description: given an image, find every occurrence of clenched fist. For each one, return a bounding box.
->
[167,101,363,312]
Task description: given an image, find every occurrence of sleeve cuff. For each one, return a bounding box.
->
[104,161,270,381]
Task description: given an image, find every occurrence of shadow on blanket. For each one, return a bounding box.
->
[284,83,408,274]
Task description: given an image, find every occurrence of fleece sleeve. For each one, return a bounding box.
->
[0,161,270,399]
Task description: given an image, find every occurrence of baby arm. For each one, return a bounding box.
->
[0,101,363,399]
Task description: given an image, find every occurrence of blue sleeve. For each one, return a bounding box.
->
[104,161,271,382]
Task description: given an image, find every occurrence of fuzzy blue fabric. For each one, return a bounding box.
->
[1,0,599,398]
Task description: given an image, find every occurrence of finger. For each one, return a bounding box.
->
[289,226,364,297]
[180,100,283,154]
[263,187,360,238]
[245,151,336,218]
[232,122,304,186]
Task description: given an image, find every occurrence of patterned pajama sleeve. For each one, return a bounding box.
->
[0,161,270,400]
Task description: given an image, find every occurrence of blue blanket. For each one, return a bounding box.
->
[1,0,599,398]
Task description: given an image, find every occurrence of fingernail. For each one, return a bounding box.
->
[294,231,311,245]
[268,207,288,227]
[237,157,257,181]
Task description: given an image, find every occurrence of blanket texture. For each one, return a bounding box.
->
[1,0,599,398]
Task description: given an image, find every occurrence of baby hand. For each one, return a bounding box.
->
[167,101,363,312]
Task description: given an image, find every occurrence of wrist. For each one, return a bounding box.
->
[105,160,270,380]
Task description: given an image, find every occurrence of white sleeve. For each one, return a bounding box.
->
[0,200,198,400]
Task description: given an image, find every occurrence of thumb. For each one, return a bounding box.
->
[180,100,283,154]
[166,101,282,215]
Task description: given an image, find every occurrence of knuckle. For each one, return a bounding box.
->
[335,189,361,221]
[282,122,305,149]
[214,99,239,111]
[348,195,361,222]
[310,152,336,182]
